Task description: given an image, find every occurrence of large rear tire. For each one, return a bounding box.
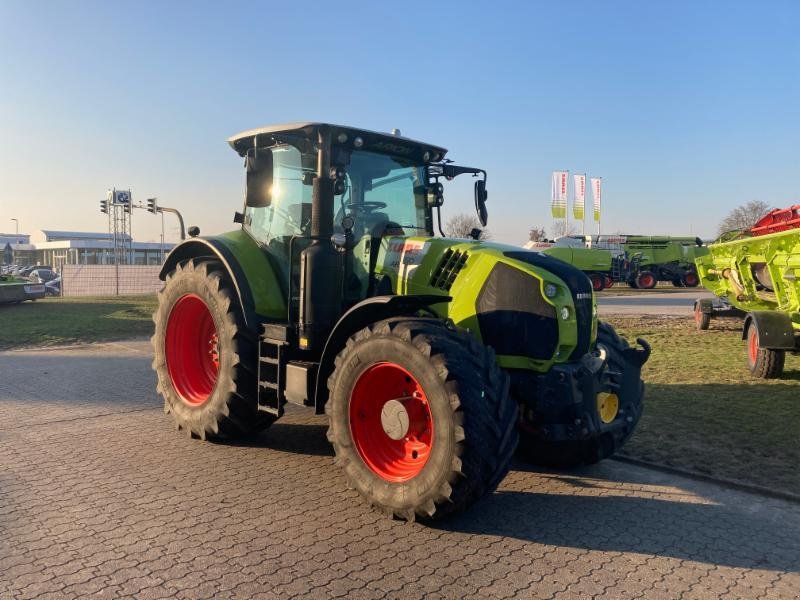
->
[516,321,644,468]
[152,259,275,439]
[326,318,518,521]
[589,273,604,292]
[682,271,700,287]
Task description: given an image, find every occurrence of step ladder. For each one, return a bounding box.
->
[257,324,290,417]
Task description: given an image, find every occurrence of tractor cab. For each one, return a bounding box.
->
[228,122,487,312]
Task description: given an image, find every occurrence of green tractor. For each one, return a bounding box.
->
[151,122,650,521]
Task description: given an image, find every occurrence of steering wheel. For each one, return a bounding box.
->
[345,201,387,213]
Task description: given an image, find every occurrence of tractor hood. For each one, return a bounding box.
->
[374,236,596,372]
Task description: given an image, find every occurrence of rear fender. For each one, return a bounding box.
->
[160,238,258,329]
[742,311,796,349]
[313,294,451,413]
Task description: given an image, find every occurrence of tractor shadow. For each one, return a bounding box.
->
[211,420,333,457]
[435,463,800,572]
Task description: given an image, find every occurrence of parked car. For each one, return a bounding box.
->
[17,265,52,277]
[29,268,58,283]
[45,277,61,296]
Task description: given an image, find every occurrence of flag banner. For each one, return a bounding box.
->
[551,171,568,219]
[591,177,602,222]
[573,173,586,220]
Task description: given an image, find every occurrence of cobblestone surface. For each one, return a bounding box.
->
[1,340,799,599]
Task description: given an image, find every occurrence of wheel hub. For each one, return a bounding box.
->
[349,362,434,482]
[381,399,410,440]
[164,293,219,406]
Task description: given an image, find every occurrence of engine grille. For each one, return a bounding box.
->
[430,249,468,291]
[476,263,558,360]
[504,251,594,359]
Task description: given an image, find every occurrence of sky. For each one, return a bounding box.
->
[1,1,799,245]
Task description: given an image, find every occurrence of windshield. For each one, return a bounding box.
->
[335,151,429,237]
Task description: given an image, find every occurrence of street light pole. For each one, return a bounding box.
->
[11,218,18,237]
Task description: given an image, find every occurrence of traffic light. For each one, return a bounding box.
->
[147,198,158,213]
[100,199,108,214]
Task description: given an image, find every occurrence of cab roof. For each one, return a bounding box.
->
[227,122,448,163]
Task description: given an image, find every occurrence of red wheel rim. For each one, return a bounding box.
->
[591,275,603,292]
[685,273,699,286]
[694,304,701,325]
[748,327,759,364]
[165,294,219,406]
[640,274,655,288]
[349,362,433,482]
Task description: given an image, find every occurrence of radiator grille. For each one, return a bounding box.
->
[430,249,469,291]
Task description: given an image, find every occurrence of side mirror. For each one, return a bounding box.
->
[245,148,273,208]
[427,182,444,207]
[474,179,488,226]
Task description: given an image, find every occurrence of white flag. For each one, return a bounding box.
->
[573,174,586,220]
[591,177,602,222]
[551,171,568,218]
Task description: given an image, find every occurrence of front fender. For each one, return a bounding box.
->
[313,294,450,413]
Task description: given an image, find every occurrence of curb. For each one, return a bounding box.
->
[611,455,800,505]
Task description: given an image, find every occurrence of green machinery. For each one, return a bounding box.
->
[695,207,800,378]
[541,235,706,291]
[621,236,707,289]
[151,122,650,521]
[542,246,614,292]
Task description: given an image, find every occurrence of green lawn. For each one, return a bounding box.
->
[608,315,800,496]
[0,295,158,349]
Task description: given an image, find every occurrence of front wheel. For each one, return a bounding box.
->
[326,318,518,521]
[589,273,604,292]
[516,321,645,468]
[636,271,657,289]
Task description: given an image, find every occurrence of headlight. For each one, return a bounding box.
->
[544,283,558,298]
[560,306,570,320]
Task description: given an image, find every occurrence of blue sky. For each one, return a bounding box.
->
[1,1,799,244]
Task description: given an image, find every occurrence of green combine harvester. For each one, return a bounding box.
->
[151,122,651,521]
[541,246,614,291]
[621,236,707,289]
[695,204,800,378]
[540,235,706,290]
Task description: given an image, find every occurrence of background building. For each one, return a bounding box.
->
[3,230,173,269]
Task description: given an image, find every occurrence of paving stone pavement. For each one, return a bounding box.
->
[1,340,799,599]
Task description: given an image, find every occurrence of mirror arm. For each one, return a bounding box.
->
[436,206,446,237]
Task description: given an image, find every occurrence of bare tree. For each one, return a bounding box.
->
[717,200,772,235]
[445,213,492,240]
[550,220,579,238]
[528,227,547,242]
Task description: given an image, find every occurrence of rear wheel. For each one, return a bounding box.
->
[694,303,711,330]
[152,259,275,439]
[326,318,518,521]
[635,271,657,289]
[589,273,604,292]
[516,321,644,468]
[746,323,784,379]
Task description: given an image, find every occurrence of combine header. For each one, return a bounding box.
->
[695,205,800,378]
